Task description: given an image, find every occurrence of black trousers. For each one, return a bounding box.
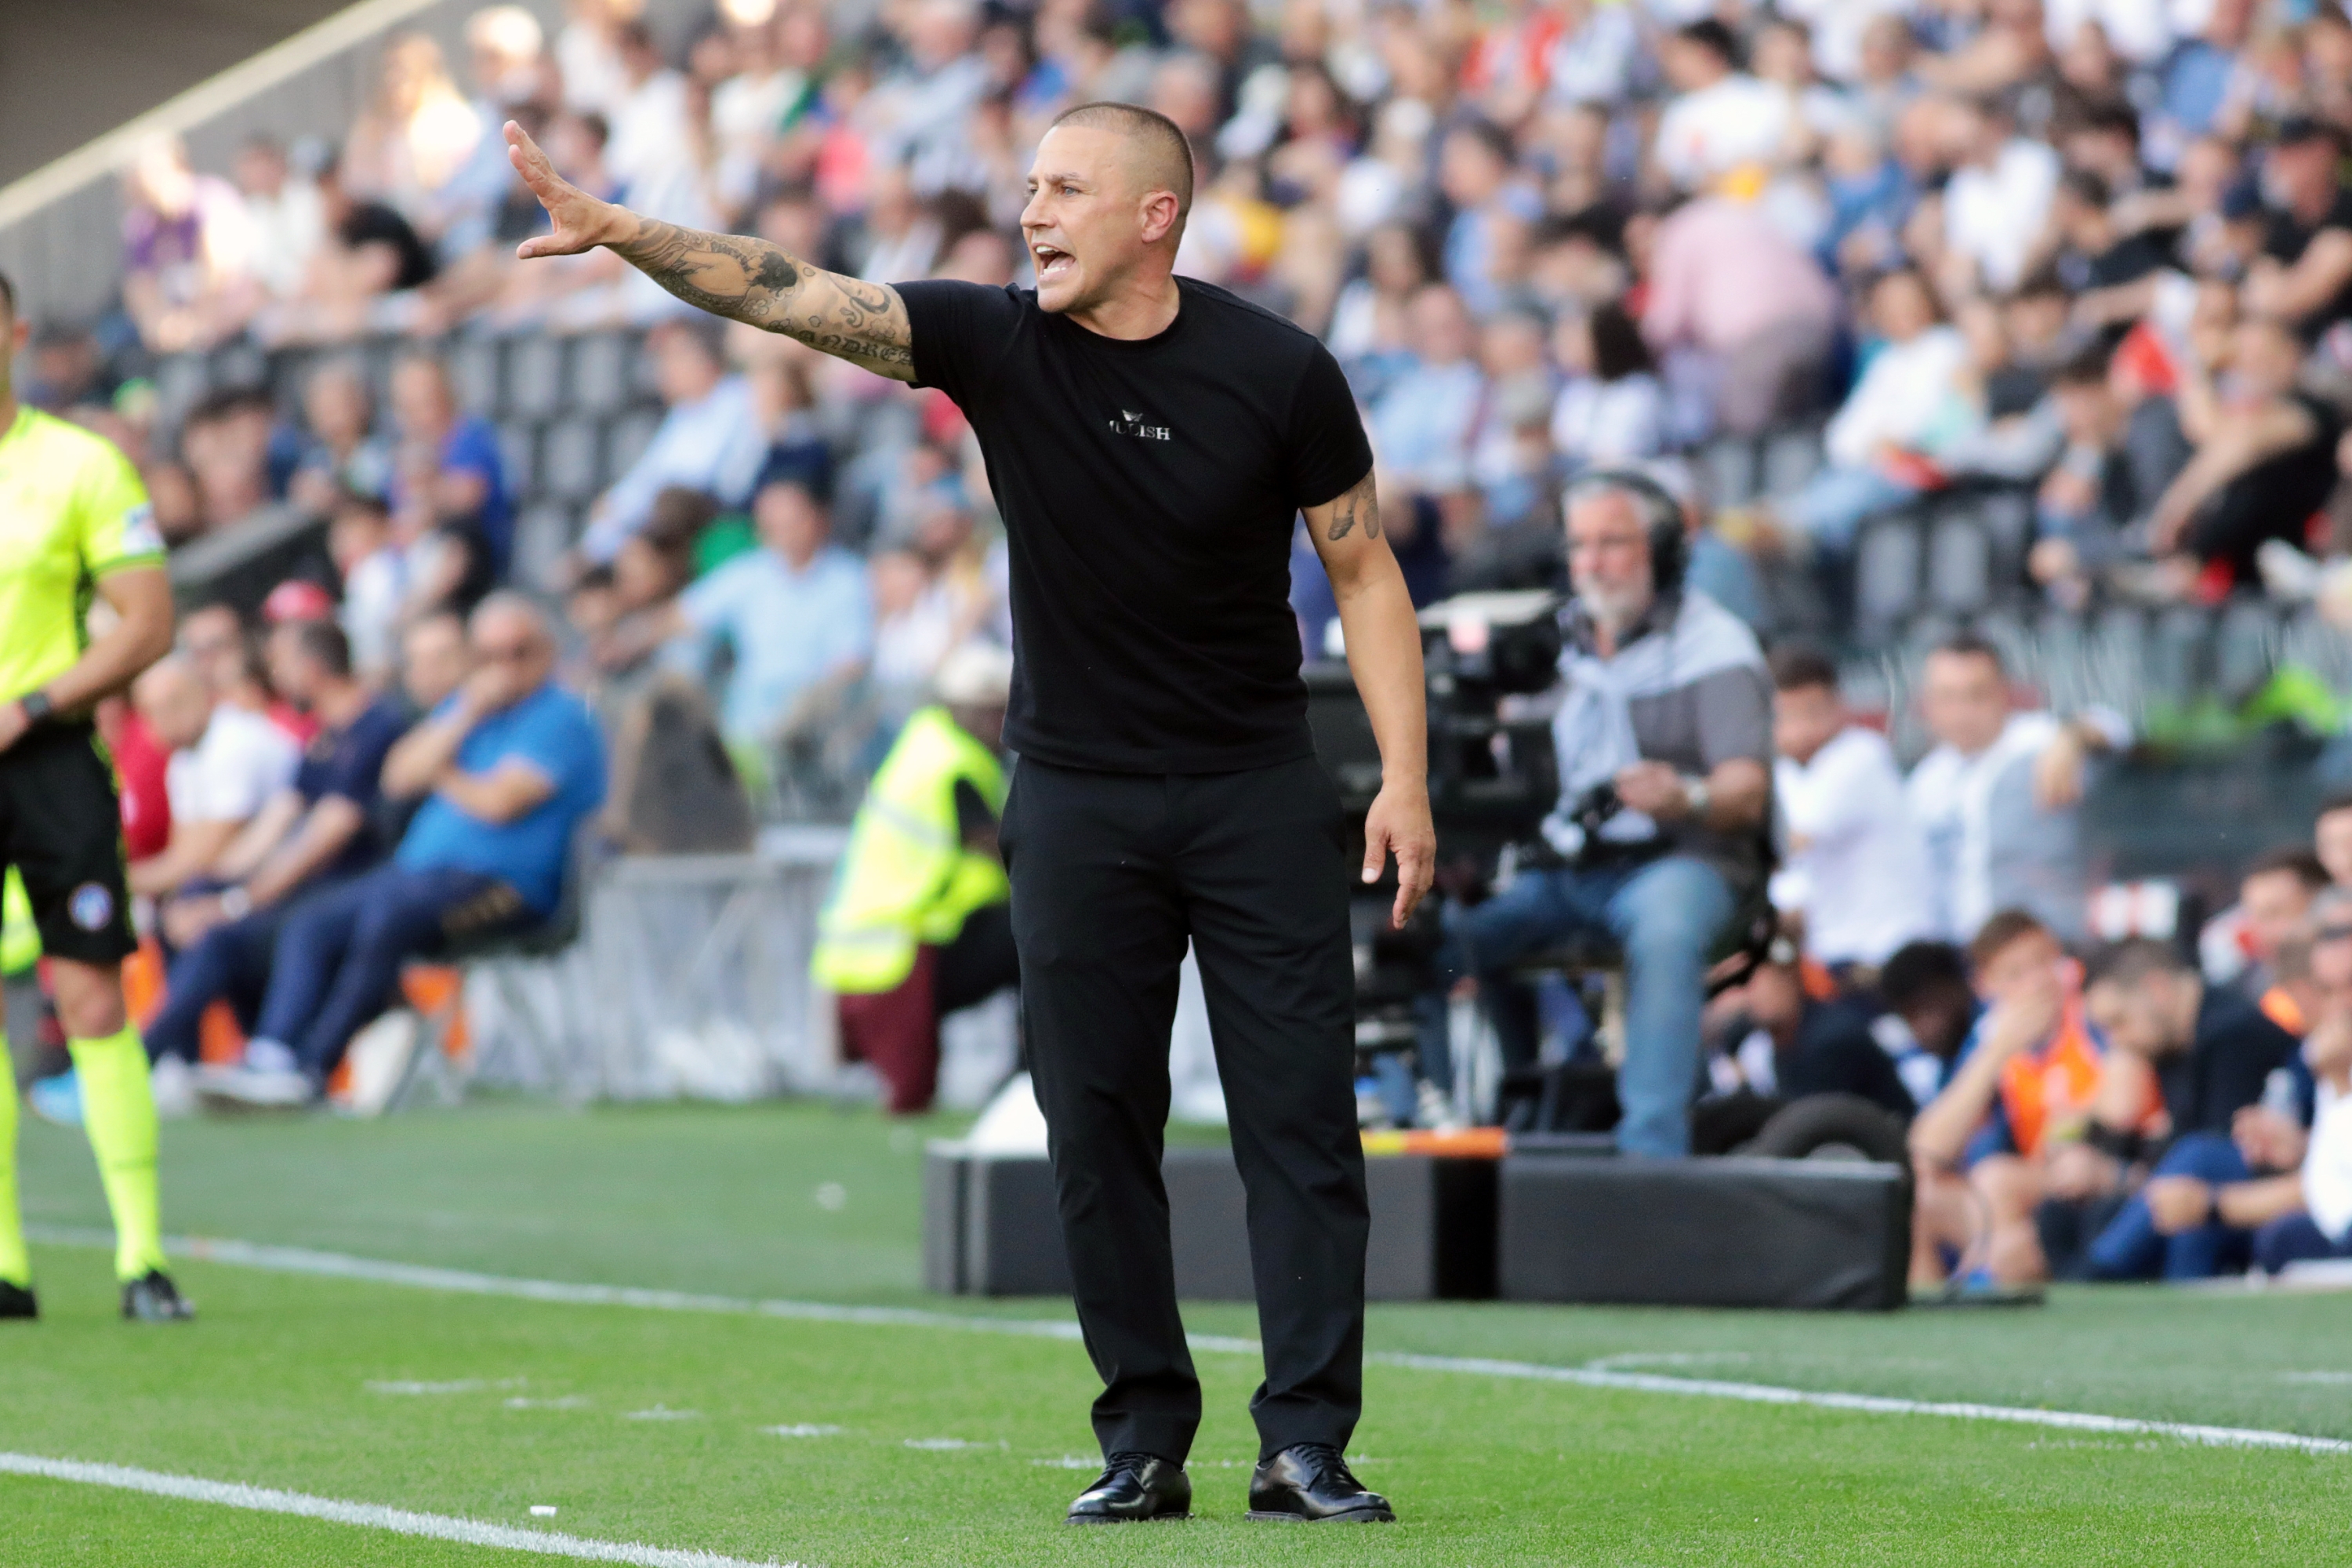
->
[1000,753,1367,1465]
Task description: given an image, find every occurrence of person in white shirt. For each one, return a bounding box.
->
[1904,633,2123,946]
[1768,644,1936,969]
[230,135,325,300]
[125,656,301,904]
[1940,96,2061,295]
[1653,20,1793,191]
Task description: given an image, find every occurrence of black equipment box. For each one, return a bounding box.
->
[1497,1154,1911,1311]
[925,1145,1497,1301]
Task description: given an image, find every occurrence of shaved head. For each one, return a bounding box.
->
[1047,102,1194,225]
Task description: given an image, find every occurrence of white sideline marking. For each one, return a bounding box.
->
[27,1225,2349,1457]
[368,1377,527,1396]
[0,1452,800,1567]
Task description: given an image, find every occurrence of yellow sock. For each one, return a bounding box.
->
[69,1026,166,1281]
[0,1043,27,1290]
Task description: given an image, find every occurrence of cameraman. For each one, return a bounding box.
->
[1422,474,1773,1156]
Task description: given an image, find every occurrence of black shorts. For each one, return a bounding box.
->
[0,721,138,967]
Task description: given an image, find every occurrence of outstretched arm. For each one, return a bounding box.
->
[504,122,916,383]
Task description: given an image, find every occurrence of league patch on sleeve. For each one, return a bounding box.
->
[119,503,165,557]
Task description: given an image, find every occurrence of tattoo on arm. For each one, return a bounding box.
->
[1325,474,1381,542]
[611,216,916,380]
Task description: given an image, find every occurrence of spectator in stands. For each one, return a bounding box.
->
[1768,644,1937,972]
[1418,474,1774,1155]
[343,33,488,249]
[1704,924,1919,1122]
[231,133,327,303]
[178,603,311,742]
[330,490,408,683]
[2201,846,2330,1009]
[1653,20,1790,192]
[146,622,409,1087]
[1548,302,1667,474]
[126,656,301,905]
[670,480,872,755]
[1766,267,1981,561]
[2149,316,2343,586]
[2027,339,2191,606]
[2045,937,2305,1279]
[1909,909,2103,1287]
[2245,119,2352,341]
[1370,284,1486,507]
[200,595,604,1107]
[1907,633,2123,946]
[576,486,707,716]
[1877,938,1981,1110]
[578,318,765,564]
[1936,95,2060,296]
[1641,191,1840,439]
[388,352,512,579]
[288,359,394,515]
[400,611,471,717]
[121,134,254,353]
[179,387,278,535]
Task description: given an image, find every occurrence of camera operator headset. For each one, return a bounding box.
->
[1541,467,1773,869]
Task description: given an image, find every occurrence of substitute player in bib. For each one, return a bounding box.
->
[0,270,189,1323]
[506,107,1435,1523]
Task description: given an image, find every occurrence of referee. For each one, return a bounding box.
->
[510,103,1434,1523]
[0,270,189,1323]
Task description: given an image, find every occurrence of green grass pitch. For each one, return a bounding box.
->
[7,1100,2352,1565]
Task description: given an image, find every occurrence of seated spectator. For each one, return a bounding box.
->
[198,596,604,1107]
[255,154,441,345]
[399,609,471,717]
[1766,267,1982,560]
[576,486,707,717]
[666,480,873,753]
[180,602,312,742]
[815,643,1018,1114]
[1417,475,1774,1156]
[288,358,394,515]
[330,489,408,683]
[1641,193,1840,438]
[2149,317,2342,588]
[120,135,256,353]
[1877,938,1982,1111]
[1768,643,1936,972]
[1653,20,1791,193]
[870,548,959,720]
[387,352,512,580]
[1549,302,1666,473]
[2027,339,2191,606]
[178,388,278,536]
[1703,926,1920,1125]
[2051,936,2305,1279]
[231,132,327,304]
[2198,846,2329,1016]
[2244,118,2352,343]
[343,32,488,253]
[127,657,301,905]
[1906,633,2123,947]
[1936,95,2060,296]
[145,622,410,1078]
[1908,909,2105,1287]
[2045,169,2168,315]
[578,318,767,564]
[1369,283,1485,506]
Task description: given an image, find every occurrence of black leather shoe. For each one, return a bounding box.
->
[0,1279,34,1320]
[1248,1443,1396,1523]
[1065,1452,1191,1523]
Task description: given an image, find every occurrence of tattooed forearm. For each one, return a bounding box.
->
[1324,475,1381,542]
[609,216,916,381]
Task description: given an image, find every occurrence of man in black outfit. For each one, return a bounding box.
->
[505,103,1436,1526]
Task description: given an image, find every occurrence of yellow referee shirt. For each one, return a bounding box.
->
[0,407,163,702]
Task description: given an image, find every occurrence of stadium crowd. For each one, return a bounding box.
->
[12,0,2352,1286]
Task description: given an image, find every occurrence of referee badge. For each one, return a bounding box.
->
[68,882,115,932]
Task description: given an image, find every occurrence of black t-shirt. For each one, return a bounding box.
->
[292,695,412,878]
[2263,188,2352,336]
[338,201,437,291]
[898,277,1374,773]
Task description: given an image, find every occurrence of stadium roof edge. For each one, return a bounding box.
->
[0,0,444,234]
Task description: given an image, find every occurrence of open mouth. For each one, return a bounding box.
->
[1031,243,1074,282]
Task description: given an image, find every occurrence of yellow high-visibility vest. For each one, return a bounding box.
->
[811,706,1007,995]
[1,869,35,975]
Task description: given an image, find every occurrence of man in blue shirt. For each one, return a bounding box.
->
[673,478,871,748]
[149,619,409,1078]
[390,354,514,579]
[201,595,604,1106]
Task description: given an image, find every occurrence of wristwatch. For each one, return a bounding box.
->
[219,886,253,921]
[15,690,53,728]
[1682,776,1712,822]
